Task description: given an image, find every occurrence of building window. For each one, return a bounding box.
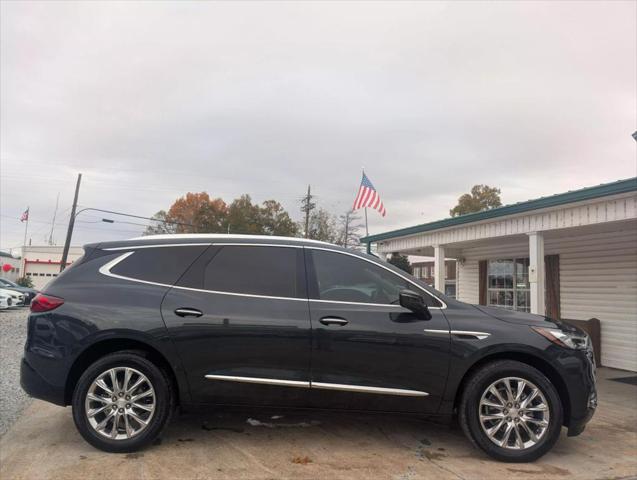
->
[487,258,530,312]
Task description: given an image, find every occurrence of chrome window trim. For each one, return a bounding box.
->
[204,375,429,397]
[310,298,404,309]
[306,246,447,310]
[171,285,308,302]
[98,244,446,309]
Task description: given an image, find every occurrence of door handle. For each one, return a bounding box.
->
[174,308,203,318]
[320,317,348,326]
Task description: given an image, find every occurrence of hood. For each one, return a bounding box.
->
[474,305,563,328]
[0,288,22,297]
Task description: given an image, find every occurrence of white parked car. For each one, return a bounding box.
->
[0,290,12,309]
[0,288,25,307]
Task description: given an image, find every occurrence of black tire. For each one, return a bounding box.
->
[72,351,173,453]
[459,360,563,462]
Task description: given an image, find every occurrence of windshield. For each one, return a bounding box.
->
[0,278,18,287]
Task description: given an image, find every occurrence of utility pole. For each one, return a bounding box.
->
[60,174,82,272]
[48,193,60,245]
[301,185,315,238]
[22,206,30,248]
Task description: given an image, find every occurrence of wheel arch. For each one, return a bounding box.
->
[453,351,571,426]
[65,337,182,406]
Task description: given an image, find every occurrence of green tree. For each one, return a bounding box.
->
[16,276,34,288]
[143,210,178,236]
[194,198,228,233]
[450,185,502,217]
[259,200,299,236]
[227,194,262,234]
[388,253,413,274]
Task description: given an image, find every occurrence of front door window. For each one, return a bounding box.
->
[309,249,442,307]
[487,258,530,312]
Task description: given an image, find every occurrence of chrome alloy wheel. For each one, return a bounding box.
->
[85,367,156,440]
[479,377,550,450]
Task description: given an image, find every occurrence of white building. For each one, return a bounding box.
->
[20,245,84,290]
[362,178,637,372]
[0,251,21,282]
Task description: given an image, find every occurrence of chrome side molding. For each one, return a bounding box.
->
[204,375,310,388]
[311,382,428,397]
[423,329,491,340]
[204,375,429,397]
[450,330,491,340]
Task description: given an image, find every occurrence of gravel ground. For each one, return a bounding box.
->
[0,308,31,437]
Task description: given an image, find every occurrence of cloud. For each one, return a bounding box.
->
[1,1,635,249]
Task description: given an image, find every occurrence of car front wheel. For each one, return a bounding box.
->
[459,360,563,462]
[72,351,173,452]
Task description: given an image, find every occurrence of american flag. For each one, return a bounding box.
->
[352,172,386,217]
[20,208,29,222]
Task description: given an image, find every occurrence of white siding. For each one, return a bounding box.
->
[456,227,637,371]
[556,229,637,372]
[378,192,636,254]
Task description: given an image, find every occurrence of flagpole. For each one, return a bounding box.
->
[361,167,369,237]
[22,207,29,247]
[364,207,369,237]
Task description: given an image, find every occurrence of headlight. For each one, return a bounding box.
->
[532,327,589,350]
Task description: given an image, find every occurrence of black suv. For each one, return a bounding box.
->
[21,235,596,462]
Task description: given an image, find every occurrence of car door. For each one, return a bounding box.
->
[162,243,312,407]
[306,247,451,413]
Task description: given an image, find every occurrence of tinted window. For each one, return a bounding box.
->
[203,246,301,298]
[110,246,208,285]
[310,250,442,306]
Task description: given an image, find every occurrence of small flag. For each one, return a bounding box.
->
[20,208,29,222]
[352,172,386,217]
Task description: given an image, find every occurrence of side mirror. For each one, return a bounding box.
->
[399,289,431,320]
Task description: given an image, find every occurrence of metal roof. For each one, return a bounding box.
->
[361,177,637,244]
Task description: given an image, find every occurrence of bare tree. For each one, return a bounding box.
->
[338,210,364,249]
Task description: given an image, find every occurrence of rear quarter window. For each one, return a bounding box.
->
[110,245,208,285]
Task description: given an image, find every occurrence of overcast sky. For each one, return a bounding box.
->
[1,1,635,251]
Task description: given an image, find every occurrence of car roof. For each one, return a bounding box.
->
[92,234,348,251]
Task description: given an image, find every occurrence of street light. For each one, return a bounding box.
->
[60,208,194,272]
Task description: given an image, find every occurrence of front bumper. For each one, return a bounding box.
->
[565,346,597,436]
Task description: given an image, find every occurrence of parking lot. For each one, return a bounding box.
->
[1,308,636,480]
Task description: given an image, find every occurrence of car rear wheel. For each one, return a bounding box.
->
[72,351,173,452]
[459,360,563,462]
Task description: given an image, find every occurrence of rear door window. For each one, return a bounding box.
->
[202,245,304,298]
[110,245,208,285]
